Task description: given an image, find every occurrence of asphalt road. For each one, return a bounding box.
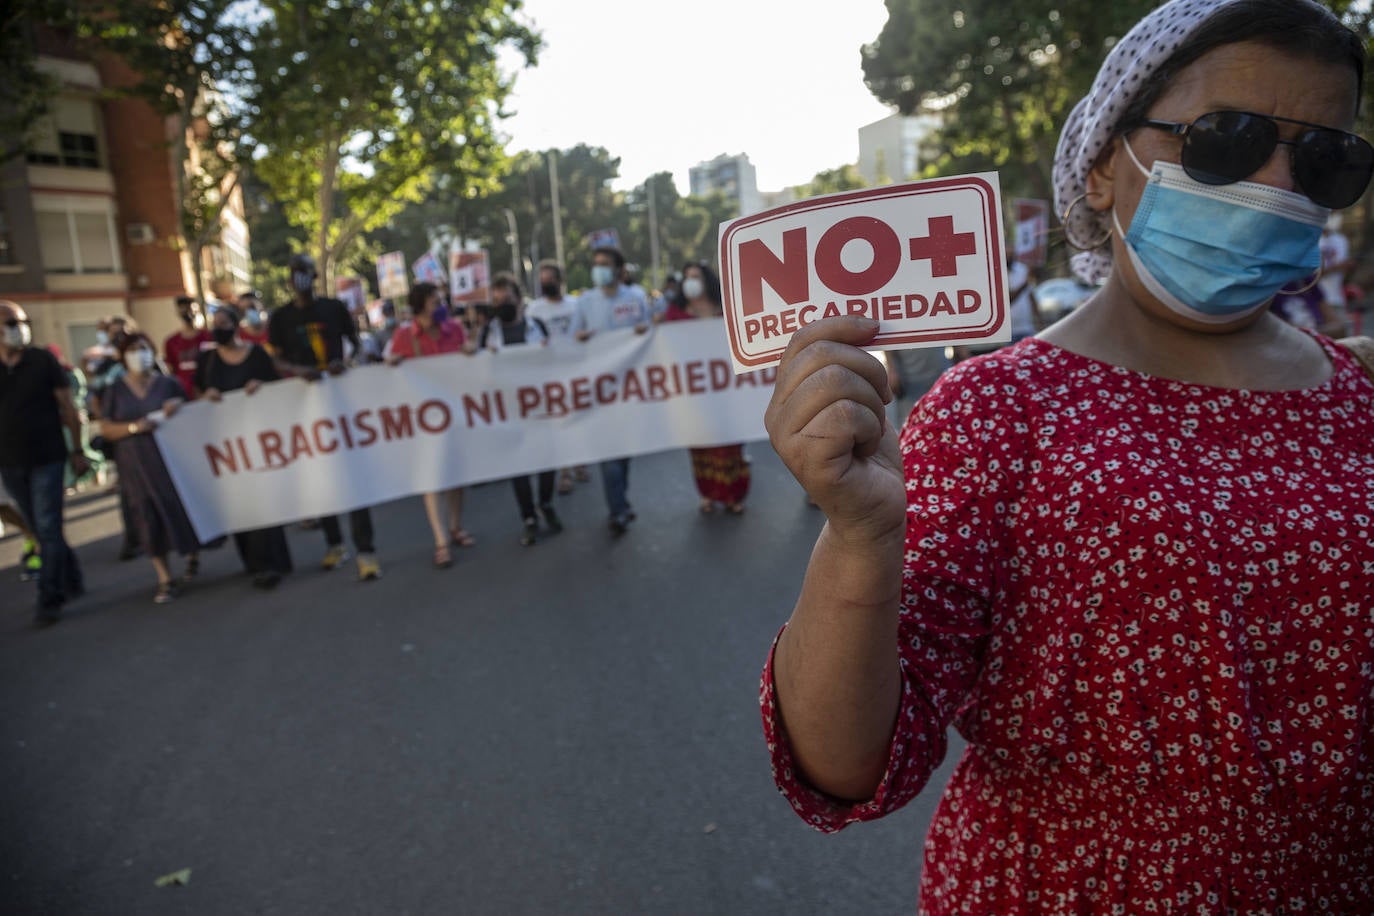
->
[0,445,961,915]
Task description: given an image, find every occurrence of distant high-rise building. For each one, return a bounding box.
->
[857,113,942,186]
[688,153,763,216]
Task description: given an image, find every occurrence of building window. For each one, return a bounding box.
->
[26,96,104,170]
[35,198,121,274]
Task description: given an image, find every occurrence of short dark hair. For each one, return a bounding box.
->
[114,332,156,360]
[408,281,439,315]
[215,304,242,326]
[490,271,523,298]
[175,295,195,309]
[1114,0,1365,136]
[592,245,625,270]
[537,259,563,282]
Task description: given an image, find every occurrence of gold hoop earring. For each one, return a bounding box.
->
[1061,194,1113,250]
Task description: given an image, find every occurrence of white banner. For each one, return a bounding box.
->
[154,322,777,541]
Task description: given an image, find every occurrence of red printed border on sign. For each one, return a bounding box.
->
[719,176,1005,369]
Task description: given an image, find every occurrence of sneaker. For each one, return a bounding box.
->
[252,571,282,590]
[33,604,61,628]
[154,581,178,604]
[520,520,539,546]
[321,544,349,571]
[20,539,40,582]
[356,552,382,581]
[608,513,630,536]
[540,504,563,534]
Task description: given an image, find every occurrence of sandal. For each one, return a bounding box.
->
[450,528,477,548]
[699,499,715,515]
[726,502,746,515]
[154,581,178,604]
[433,544,453,569]
[182,555,200,582]
[557,473,575,495]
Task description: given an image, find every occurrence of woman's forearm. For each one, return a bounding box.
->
[773,523,905,802]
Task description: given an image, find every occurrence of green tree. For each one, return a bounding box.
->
[796,164,868,198]
[240,0,539,290]
[861,0,1155,202]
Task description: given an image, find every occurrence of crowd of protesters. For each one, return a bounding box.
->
[0,243,763,622]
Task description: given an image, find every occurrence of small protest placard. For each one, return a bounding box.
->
[718,174,1008,373]
[376,251,408,300]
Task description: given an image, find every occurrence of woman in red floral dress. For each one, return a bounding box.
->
[663,261,750,514]
[760,0,1374,911]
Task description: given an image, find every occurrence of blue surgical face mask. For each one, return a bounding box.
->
[1114,139,1328,323]
[430,304,449,324]
[591,265,616,288]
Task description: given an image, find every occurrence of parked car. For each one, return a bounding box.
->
[1034,276,1097,323]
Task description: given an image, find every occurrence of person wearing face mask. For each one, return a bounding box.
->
[0,301,89,626]
[572,245,652,535]
[662,260,751,515]
[759,1,1374,910]
[386,281,477,567]
[267,252,382,581]
[196,305,292,589]
[98,333,199,604]
[162,295,212,399]
[85,314,144,561]
[481,273,563,546]
[525,260,587,494]
[236,293,270,347]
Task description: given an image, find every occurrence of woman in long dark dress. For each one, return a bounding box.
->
[198,304,293,589]
[98,333,199,603]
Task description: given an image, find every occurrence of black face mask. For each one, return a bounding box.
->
[540,282,560,299]
[178,310,194,325]
[497,302,519,324]
[212,327,236,346]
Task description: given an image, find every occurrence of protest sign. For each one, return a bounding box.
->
[376,251,408,299]
[449,249,491,304]
[154,321,775,540]
[718,174,1008,373]
[1013,198,1051,268]
[412,251,446,286]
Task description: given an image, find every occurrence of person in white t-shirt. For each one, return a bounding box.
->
[1319,214,1355,335]
[525,259,587,493]
[573,245,651,535]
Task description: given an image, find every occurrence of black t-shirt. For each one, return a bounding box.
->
[0,347,71,468]
[266,297,358,372]
[196,344,279,394]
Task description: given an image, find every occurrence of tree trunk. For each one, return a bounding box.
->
[318,128,339,293]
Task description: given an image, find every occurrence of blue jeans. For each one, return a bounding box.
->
[599,458,632,519]
[2,461,82,611]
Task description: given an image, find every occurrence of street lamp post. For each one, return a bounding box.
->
[500,207,522,289]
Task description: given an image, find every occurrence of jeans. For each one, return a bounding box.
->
[600,458,632,519]
[320,508,375,554]
[1,461,82,611]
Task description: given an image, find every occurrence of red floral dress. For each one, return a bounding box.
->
[761,335,1374,913]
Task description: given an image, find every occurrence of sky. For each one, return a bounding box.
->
[497,0,897,196]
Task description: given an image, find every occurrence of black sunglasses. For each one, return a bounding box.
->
[1135,110,1374,209]
[3,317,29,328]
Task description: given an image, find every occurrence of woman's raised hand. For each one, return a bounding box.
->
[764,316,905,545]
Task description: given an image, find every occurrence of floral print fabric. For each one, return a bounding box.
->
[761,335,1374,913]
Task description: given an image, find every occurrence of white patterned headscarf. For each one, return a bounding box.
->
[1053,0,1243,284]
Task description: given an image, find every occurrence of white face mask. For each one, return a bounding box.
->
[125,349,155,373]
[3,323,29,349]
[681,277,705,301]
